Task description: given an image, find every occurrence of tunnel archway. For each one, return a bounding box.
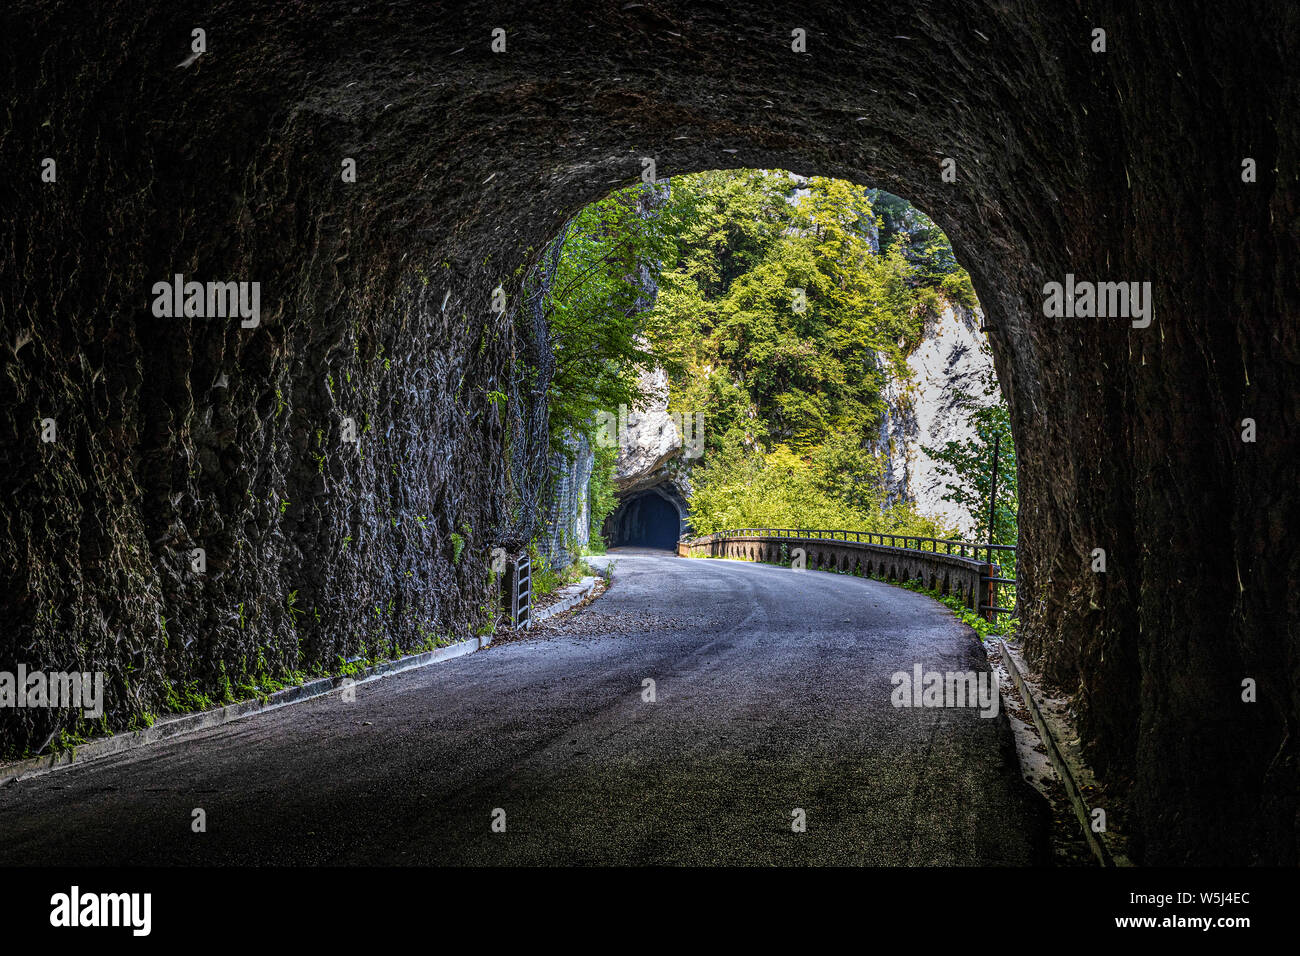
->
[606,487,686,550]
[4,2,1296,864]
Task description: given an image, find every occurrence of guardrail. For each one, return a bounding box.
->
[678,528,1016,619]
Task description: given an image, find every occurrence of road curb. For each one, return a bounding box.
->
[997,638,1122,866]
[531,576,596,624]
[0,635,488,787]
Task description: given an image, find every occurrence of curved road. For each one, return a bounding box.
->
[0,550,1048,865]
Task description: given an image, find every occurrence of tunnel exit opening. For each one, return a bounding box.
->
[540,170,1017,569]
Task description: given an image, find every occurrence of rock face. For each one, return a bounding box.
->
[604,365,690,546]
[613,367,681,494]
[2,1,1297,864]
[875,301,999,536]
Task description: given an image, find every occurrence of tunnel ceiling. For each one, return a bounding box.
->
[3,1,1297,864]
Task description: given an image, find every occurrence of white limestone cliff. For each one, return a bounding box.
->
[874,300,999,535]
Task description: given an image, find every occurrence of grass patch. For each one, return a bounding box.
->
[896,578,1018,641]
[532,556,597,599]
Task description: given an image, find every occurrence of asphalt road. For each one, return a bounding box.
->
[0,549,1048,865]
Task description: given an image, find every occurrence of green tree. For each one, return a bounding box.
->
[923,368,1018,553]
[585,442,619,552]
[535,184,674,450]
[646,172,921,455]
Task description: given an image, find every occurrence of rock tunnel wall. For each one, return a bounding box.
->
[1,1,1296,864]
[0,0,556,756]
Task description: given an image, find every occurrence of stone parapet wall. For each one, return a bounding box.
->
[680,533,989,613]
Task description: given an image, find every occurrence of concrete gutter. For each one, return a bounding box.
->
[0,635,491,787]
[531,576,596,624]
[998,638,1127,866]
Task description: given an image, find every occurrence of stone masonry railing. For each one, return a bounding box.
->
[677,528,1017,619]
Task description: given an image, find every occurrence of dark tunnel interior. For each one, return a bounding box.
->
[607,492,682,550]
[3,0,1297,866]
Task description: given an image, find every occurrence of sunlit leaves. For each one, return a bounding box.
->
[538,184,672,449]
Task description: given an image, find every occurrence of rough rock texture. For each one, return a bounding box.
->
[613,366,681,494]
[606,366,692,546]
[2,1,1297,864]
[875,301,998,535]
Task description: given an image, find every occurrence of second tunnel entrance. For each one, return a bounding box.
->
[605,487,687,550]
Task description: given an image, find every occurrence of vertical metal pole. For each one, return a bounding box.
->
[984,433,1001,620]
[986,433,1001,564]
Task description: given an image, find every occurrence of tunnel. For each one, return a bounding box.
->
[606,490,684,550]
[2,2,1297,865]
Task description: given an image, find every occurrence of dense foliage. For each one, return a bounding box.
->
[530,184,672,451]
[539,168,1002,549]
[643,171,974,539]
[584,442,620,554]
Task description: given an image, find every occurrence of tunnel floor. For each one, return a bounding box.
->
[0,551,1048,865]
